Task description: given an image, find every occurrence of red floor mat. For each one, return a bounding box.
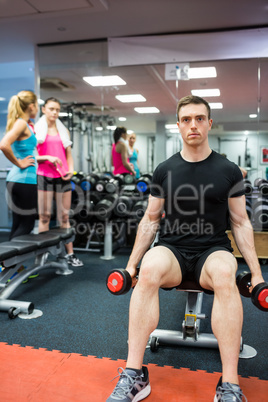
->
[1,342,267,401]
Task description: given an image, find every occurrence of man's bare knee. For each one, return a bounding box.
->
[200,252,237,294]
[139,259,162,288]
[210,261,238,294]
[138,247,181,289]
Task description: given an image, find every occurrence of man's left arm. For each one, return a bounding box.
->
[228,195,264,288]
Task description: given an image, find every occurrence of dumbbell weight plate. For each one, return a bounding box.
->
[136,177,151,193]
[236,271,252,298]
[76,201,95,222]
[88,191,101,205]
[244,181,253,196]
[259,182,268,196]
[106,269,132,295]
[251,282,268,311]
[114,174,125,186]
[105,179,119,193]
[131,200,148,220]
[96,179,108,192]
[124,174,135,184]
[253,204,268,228]
[94,193,119,220]
[80,175,97,192]
[254,198,268,208]
[254,178,264,187]
[114,196,133,217]
[80,180,91,192]
[140,173,153,180]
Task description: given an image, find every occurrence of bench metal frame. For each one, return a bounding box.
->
[148,285,257,359]
[0,228,75,318]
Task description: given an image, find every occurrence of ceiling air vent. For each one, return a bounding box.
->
[40,78,75,91]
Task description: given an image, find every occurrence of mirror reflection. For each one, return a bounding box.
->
[38,41,268,182]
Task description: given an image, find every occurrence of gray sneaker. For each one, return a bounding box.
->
[214,377,247,401]
[106,366,151,402]
[66,253,84,267]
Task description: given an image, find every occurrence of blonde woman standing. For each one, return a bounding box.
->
[128,132,140,179]
[0,90,38,240]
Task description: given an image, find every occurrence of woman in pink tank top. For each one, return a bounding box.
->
[112,127,136,176]
[35,97,83,267]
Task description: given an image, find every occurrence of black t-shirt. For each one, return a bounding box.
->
[151,151,245,251]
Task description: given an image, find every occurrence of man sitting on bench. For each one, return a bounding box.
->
[106,95,264,402]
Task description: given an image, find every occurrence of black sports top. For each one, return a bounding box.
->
[150,151,245,251]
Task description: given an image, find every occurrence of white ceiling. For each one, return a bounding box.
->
[0,0,268,134]
[1,0,268,62]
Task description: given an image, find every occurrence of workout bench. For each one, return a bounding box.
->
[0,227,75,319]
[148,280,257,359]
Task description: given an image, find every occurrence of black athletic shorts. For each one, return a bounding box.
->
[37,175,72,193]
[154,241,233,291]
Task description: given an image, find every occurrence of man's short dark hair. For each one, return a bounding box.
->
[177,95,211,121]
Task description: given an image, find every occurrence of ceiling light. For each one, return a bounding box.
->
[134,107,160,114]
[83,75,126,87]
[107,125,116,130]
[169,129,179,133]
[209,102,223,109]
[249,114,257,119]
[188,67,217,79]
[0,97,6,101]
[95,126,103,131]
[38,99,44,105]
[127,130,134,134]
[191,89,220,97]
[118,117,127,121]
[116,94,146,103]
[244,131,249,135]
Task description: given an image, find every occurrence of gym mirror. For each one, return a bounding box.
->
[38,40,268,181]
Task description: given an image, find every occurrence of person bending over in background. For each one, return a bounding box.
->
[0,90,39,240]
[107,95,264,402]
[128,132,140,179]
[35,97,83,267]
[112,127,136,176]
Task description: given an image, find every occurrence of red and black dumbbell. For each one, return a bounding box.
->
[236,271,268,312]
[106,268,137,295]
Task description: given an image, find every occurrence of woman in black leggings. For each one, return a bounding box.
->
[6,182,38,239]
[0,90,38,240]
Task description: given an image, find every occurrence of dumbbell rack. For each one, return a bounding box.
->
[74,219,127,260]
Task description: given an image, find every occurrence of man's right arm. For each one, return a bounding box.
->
[126,195,165,278]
